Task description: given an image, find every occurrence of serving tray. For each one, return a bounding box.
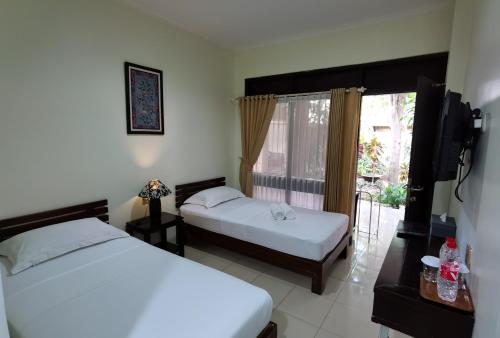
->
[419,273,474,313]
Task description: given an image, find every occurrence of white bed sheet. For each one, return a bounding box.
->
[180,197,348,261]
[1,237,272,338]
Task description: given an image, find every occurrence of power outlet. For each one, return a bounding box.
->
[465,244,473,270]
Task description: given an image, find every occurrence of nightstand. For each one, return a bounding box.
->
[125,212,184,256]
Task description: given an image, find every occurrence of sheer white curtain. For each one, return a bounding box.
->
[253,93,331,210]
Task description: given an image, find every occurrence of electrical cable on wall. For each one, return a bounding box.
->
[454,149,473,202]
[453,109,482,202]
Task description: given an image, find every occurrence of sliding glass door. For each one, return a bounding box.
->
[253,93,330,210]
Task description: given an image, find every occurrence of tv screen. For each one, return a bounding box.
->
[433,91,469,181]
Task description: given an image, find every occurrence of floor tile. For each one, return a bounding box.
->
[322,302,379,338]
[185,241,244,261]
[348,265,379,288]
[366,241,389,258]
[198,254,233,271]
[272,309,319,338]
[279,287,334,326]
[347,250,358,265]
[263,267,311,288]
[356,252,384,272]
[315,328,343,338]
[223,262,260,283]
[184,240,213,252]
[203,245,246,262]
[237,256,311,288]
[252,275,294,307]
[321,277,346,302]
[336,282,374,311]
[238,256,277,272]
[327,259,355,281]
[352,237,370,254]
[183,247,205,262]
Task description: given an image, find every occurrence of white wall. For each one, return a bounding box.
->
[0,0,233,228]
[445,0,474,95]
[231,6,454,214]
[233,6,453,95]
[438,0,476,218]
[447,0,500,336]
[0,277,8,338]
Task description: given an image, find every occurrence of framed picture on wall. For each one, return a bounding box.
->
[124,62,164,135]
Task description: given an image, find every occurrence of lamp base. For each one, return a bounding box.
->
[149,198,161,225]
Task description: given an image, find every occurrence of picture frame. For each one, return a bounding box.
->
[124,62,164,135]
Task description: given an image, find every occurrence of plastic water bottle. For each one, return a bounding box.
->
[437,237,460,302]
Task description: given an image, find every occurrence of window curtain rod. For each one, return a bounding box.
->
[231,87,367,102]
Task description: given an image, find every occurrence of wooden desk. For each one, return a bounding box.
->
[372,234,474,338]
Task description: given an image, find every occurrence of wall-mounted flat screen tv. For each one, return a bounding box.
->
[432,91,472,181]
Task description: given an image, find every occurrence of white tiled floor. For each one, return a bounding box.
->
[183,215,412,338]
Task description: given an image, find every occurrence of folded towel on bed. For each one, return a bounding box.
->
[280,202,296,220]
[270,203,285,220]
[270,202,296,220]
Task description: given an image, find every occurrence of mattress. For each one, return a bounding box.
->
[180,197,348,261]
[1,236,272,338]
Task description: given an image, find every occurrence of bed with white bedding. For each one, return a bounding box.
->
[180,197,348,261]
[175,177,351,295]
[0,200,275,338]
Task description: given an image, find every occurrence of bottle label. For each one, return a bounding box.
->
[440,262,459,281]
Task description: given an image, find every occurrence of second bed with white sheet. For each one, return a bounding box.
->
[180,197,348,261]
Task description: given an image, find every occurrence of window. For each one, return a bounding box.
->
[253,93,330,210]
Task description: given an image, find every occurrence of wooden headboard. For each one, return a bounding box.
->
[175,177,226,208]
[0,200,108,240]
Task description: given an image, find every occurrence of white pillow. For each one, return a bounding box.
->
[184,186,244,208]
[0,217,129,275]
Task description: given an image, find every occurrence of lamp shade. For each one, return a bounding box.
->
[138,179,172,199]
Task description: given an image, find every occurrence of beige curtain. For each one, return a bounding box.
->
[323,88,362,233]
[239,95,278,196]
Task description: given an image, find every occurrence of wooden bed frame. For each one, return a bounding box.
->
[175,177,350,295]
[0,199,277,338]
[0,199,109,240]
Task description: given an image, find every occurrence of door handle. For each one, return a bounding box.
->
[409,186,424,192]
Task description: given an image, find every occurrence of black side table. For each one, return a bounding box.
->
[125,212,184,256]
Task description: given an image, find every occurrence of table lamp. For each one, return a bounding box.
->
[138,179,172,223]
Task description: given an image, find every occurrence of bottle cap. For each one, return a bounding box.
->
[446,237,457,249]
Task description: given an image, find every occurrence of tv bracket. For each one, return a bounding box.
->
[473,112,484,131]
